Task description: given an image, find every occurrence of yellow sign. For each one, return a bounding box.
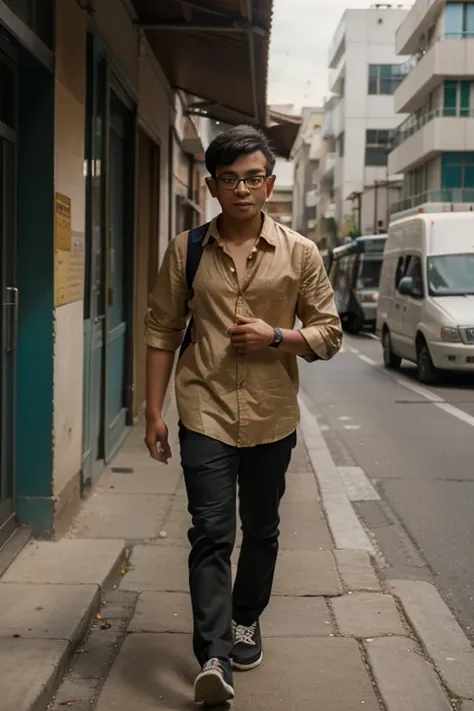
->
[54,193,85,307]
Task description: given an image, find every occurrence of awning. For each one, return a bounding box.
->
[132,0,273,127]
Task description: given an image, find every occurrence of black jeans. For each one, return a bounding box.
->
[179,425,296,665]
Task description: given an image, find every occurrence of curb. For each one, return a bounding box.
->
[299,390,474,706]
[298,392,375,554]
[1,541,128,711]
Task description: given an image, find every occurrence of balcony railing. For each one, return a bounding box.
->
[391,188,474,215]
[398,32,474,81]
[391,107,474,149]
[322,152,337,178]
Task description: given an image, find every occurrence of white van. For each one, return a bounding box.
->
[376,212,474,383]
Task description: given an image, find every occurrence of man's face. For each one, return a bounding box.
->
[207,151,276,221]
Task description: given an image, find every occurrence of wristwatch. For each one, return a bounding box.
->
[269,327,283,349]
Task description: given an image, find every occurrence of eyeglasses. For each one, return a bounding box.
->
[214,175,268,191]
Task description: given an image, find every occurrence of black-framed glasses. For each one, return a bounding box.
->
[214,174,268,191]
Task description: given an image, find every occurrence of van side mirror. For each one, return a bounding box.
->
[398,276,414,296]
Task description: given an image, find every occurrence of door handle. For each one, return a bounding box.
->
[3,287,19,353]
[108,287,116,307]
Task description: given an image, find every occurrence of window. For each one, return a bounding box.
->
[441,152,474,189]
[428,254,474,296]
[365,129,390,166]
[368,65,403,95]
[443,80,474,116]
[445,2,474,38]
[337,132,345,158]
[405,256,424,299]
[356,257,383,290]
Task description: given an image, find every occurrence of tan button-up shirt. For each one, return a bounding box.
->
[145,213,342,447]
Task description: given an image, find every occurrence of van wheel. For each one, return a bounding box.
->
[417,342,437,384]
[382,330,401,369]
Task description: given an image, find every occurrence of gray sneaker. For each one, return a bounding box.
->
[194,657,235,706]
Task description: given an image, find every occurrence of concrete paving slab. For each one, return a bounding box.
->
[129,592,192,634]
[279,502,333,550]
[283,471,319,501]
[389,580,474,700]
[0,583,99,642]
[334,549,382,592]
[97,465,181,495]
[96,633,380,711]
[72,493,172,539]
[129,591,335,638]
[121,544,189,593]
[289,436,313,472]
[366,636,453,711]
[263,596,335,637]
[2,539,125,588]
[273,550,342,596]
[462,702,474,711]
[332,592,406,638]
[0,638,70,711]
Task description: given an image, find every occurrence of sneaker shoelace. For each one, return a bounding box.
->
[233,621,257,646]
[203,658,224,673]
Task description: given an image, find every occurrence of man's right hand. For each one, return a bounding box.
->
[145,416,172,464]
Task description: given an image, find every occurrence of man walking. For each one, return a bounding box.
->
[144,125,342,706]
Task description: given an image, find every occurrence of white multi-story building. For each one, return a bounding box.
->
[389,0,474,219]
[326,5,409,236]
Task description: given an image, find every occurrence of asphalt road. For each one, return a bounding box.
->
[300,332,474,641]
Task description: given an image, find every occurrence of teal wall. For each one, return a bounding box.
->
[15,47,55,536]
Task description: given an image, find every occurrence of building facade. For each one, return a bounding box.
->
[0,0,275,549]
[389,0,474,219]
[290,107,324,243]
[326,5,409,237]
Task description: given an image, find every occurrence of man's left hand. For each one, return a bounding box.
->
[228,316,275,354]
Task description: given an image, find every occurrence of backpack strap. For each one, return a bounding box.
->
[179,222,210,359]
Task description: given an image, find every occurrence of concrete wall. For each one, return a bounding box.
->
[53,0,87,502]
[329,8,409,228]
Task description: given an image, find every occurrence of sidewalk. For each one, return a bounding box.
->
[1,395,473,711]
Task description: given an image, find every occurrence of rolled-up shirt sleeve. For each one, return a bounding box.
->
[144,235,189,352]
[297,240,342,361]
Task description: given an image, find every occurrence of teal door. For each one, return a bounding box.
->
[82,37,106,484]
[105,91,129,459]
[0,46,18,544]
[82,38,133,478]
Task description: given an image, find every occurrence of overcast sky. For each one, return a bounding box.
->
[268,0,412,110]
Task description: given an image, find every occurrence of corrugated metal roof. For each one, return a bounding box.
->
[132,0,273,127]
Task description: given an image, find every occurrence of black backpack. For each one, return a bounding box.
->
[178,222,210,359]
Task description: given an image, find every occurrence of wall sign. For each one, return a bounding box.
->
[54,192,85,306]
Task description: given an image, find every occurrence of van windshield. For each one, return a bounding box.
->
[427,254,474,296]
[356,256,383,290]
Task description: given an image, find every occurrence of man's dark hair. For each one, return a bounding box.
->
[205,125,276,178]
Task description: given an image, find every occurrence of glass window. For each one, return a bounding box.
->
[444,80,458,116]
[442,163,463,189]
[405,256,424,299]
[464,164,474,188]
[368,65,402,95]
[428,254,474,296]
[365,130,389,166]
[357,257,383,290]
[365,147,388,166]
[445,3,463,37]
[460,80,471,116]
[466,4,474,36]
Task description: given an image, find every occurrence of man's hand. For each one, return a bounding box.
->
[144,415,172,464]
[228,315,275,354]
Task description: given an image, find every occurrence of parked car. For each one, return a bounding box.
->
[328,234,387,334]
[376,212,474,383]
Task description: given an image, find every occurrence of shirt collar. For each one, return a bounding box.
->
[202,212,277,247]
